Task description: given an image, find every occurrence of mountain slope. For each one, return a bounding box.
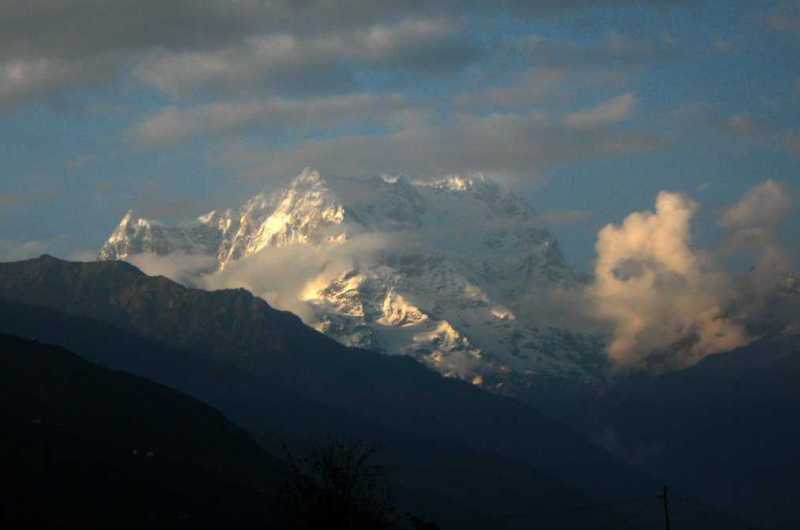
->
[0,334,287,530]
[0,257,654,501]
[0,299,613,530]
[567,335,800,529]
[98,169,606,392]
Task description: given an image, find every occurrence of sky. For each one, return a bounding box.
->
[1,0,798,271]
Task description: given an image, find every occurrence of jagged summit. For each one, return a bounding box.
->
[98,169,603,392]
[418,173,497,193]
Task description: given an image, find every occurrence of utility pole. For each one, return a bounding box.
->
[659,485,671,530]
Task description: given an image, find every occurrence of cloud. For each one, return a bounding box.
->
[763,4,800,32]
[132,93,416,145]
[0,58,87,108]
[0,1,687,61]
[537,209,594,226]
[455,67,628,111]
[124,252,218,285]
[456,69,569,110]
[719,180,796,309]
[134,18,479,97]
[564,93,638,129]
[67,248,102,262]
[224,111,662,184]
[0,190,60,209]
[1,7,475,106]
[200,234,391,322]
[723,181,799,340]
[785,132,800,157]
[720,179,793,247]
[133,34,355,98]
[581,180,798,371]
[65,153,97,170]
[0,1,686,109]
[588,191,750,371]
[517,32,678,70]
[0,240,48,262]
[720,112,800,159]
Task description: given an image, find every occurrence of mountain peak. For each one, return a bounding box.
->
[97,169,591,391]
[420,173,496,193]
[35,253,65,262]
[120,209,134,223]
[290,167,327,190]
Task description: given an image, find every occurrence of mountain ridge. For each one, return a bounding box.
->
[97,169,606,393]
[0,256,764,529]
[0,255,656,503]
[0,333,288,529]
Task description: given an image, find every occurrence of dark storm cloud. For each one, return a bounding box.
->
[0,0,687,107]
[132,17,482,98]
[0,0,689,58]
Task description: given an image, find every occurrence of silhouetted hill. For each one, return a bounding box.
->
[571,335,800,529]
[0,255,665,529]
[0,334,287,530]
[0,299,611,529]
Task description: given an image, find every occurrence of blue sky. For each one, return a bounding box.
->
[0,0,798,270]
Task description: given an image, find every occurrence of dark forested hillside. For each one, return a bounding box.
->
[564,335,800,529]
[0,256,654,529]
[0,256,755,529]
[0,334,287,529]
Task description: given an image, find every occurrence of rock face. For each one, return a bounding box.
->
[98,169,606,391]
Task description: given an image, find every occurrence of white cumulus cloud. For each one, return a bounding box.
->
[588,191,749,371]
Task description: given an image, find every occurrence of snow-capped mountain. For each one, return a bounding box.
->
[99,169,606,392]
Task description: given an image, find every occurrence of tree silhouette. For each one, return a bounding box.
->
[280,437,398,530]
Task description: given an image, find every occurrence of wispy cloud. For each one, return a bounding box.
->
[132,94,417,145]
[0,1,684,109]
[221,110,662,184]
[763,4,800,32]
[134,18,480,98]
[538,209,594,226]
[564,93,638,129]
[0,190,60,209]
[722,112,800,159]
[517,32,678,70]
[0,239,48,262]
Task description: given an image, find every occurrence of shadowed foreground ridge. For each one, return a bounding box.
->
[0,256,646,488]
[0,334,287,530]
[0,255,752,529]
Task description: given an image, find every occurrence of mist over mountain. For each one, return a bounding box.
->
[97,171,798,387]
[98,169,607,394]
